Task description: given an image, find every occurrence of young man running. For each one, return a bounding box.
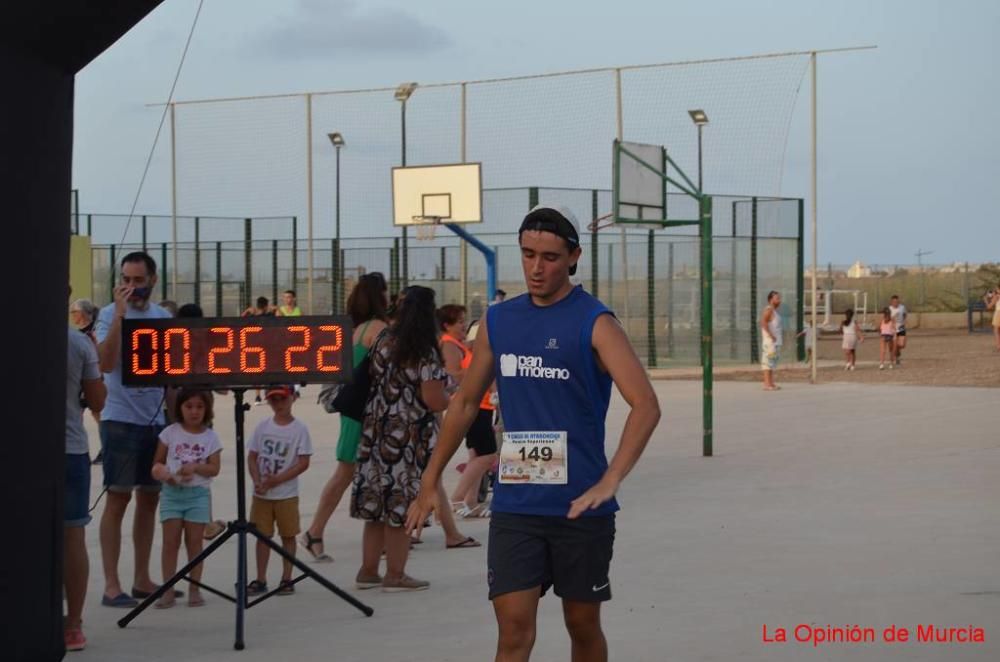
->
[406,205,660,662]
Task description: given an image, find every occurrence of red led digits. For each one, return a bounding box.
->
[132,328,158,375]
[240,326,266,373]
[164,328,191,375]
[285,326,311,373]
[316,325,343,372]
[208,327,234,373]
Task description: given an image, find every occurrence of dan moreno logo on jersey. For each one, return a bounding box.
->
[500,353,570,380]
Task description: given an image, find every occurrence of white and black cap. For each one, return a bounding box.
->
[518,205,582,275]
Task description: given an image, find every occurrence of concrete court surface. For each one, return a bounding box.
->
[71,380,998,661]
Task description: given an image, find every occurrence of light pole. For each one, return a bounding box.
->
[688,109,708,191]
[327,132,345,240]
[328,132,345,312]
[395,82,418,291]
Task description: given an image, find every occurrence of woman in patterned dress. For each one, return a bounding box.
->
[350,286,451,591]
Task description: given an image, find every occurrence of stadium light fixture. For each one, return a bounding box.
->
[688,109,709,126]
[327,132,345,147]
[394,82,418,101]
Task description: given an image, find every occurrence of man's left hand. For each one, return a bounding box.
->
[567,476,620,519]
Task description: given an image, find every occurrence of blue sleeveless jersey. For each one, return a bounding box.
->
[487,285,618,517]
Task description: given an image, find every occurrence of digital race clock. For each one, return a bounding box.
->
[121,316,354,386]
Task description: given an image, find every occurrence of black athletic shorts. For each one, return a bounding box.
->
[487,512,615,602]
[465,408,497,455]
[896,328,906,337]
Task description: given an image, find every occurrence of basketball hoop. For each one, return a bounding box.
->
[587,213,615,232]
[412,215,444,241]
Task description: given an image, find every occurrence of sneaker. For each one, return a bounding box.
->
[844,364,850,371]
[246,580,268,596]
[889,363,894,370]
[849,365,855,371]
[64,628,86,652]
[879,364,885,370]
[355,573,383,590]
[382,574,429,593]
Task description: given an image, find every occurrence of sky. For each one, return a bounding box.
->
[73,0,1000,265]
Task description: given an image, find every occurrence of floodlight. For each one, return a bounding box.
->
[688,109,709,126]
[394,82,418,101]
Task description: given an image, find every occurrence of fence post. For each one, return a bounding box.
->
[591,189,599,297]
[244,218,252,310]
[391,239,400,295]
[291,216,298,294]
[750,197,759,365]
[87,213,92,237]
[796,199,805,361]
[440,246,446,281]
[141,215,147,252]
[272,240,279,305]
[215,241,223,316]
[607,242,614,312]
[194,216,201,306]
[667,243,674,357]
[109,245,116,303]
[528,187,539,209]
[647,230,656,367]
[730,200,738,359]
[160,243,168,300]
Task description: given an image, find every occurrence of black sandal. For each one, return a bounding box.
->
[298,532,334,563]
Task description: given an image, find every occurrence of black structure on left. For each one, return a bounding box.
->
[1,4,164,660]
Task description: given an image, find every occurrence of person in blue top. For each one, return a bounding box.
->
[407,205,661,662]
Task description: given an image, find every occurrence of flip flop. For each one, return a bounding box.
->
[299,532,334,563]
[154,595,176,609]
[132,585,183,599]
[101,592,138,608]
[446,536,482,549]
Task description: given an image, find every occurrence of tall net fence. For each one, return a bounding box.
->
[82,52,814,365]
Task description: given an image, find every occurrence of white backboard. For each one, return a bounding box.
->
[392,163,482,226]
[617,141,666,222]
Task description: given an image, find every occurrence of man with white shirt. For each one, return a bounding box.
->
[94,251,173,608]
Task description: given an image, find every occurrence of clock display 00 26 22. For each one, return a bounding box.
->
[121,316,355,386]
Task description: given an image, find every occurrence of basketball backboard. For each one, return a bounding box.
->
[392,162,482,226]
[614,140,667,223]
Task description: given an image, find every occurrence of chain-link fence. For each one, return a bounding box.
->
[82,187,803,366]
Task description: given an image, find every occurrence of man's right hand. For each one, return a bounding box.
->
[404,483,438,536]
[112,285,134,317]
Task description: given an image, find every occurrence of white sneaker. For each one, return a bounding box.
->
[879,363,885,370]
[844,364,850,371]
[849,365,855,371]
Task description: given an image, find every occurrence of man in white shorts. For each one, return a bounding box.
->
[760,291,783,391]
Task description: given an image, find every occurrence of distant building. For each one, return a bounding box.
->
[847,261,872,278]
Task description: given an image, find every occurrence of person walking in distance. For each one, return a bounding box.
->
[406,205,660,661]
[840,309,864,371]
[760,291,783,391]
[879,307,897,370]
[888,295,907,365]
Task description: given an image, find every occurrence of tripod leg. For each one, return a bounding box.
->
[118,525,234,628]
[251,529,374,616]
[235,527,247,649]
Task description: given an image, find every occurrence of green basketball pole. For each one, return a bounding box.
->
[700,195,713,456]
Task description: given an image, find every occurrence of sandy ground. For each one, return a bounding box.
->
[699,330,1000,387]
[67,378,998,661]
